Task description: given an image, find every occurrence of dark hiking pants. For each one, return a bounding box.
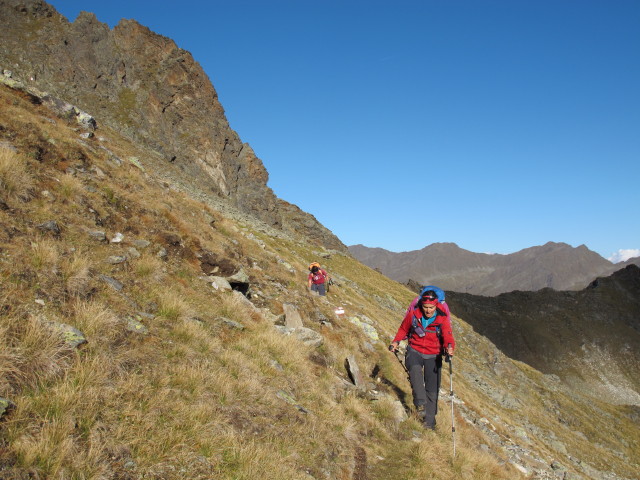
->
[406,347,442,428]
[311,283,326,296]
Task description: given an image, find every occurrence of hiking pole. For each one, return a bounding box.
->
[388,344,410,379]
[445,349,456,458]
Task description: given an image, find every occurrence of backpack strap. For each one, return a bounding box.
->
[410,312,445,353]
[410,309,437,337]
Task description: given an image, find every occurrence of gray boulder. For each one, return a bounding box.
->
[125,316,149,335]
[217,317,245,331]
[283,303,304,328]
[345,355,365,389]
[292,327,324,348]
[274,326,324,348]
[44,321,87,348]
[209,276,232,292]
[99,274,124,291]
[133,239,151,249]
[37,220,61,235]
[88,230,106,242]
[105,255,127,265]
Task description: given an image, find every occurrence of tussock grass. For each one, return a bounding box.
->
[71,300,122,346]
[133,253,164,279]
[0,314,74,392]
[153,286,195,324]
[12,418,76,476]
[7,353,114,478]
[56,172,84,201]
[61,250,94,299]
[29,239,59,270]
[0,147,35,203]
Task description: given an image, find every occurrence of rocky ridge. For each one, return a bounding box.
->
[0,0,346,252]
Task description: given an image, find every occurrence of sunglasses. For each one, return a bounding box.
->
[421,295,438,302]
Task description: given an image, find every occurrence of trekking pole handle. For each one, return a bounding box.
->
[445,343,453,362]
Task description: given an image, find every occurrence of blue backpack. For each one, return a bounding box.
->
[406,285,447,314]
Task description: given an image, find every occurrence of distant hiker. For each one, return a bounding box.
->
[389,289,455,430]
[308,262,329,296]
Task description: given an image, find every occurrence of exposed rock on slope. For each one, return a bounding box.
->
[0,0,346,252]
[350,241,629,295]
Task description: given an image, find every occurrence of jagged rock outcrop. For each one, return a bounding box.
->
[0,0,346,252]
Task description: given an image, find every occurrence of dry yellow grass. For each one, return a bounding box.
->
[56,172,85,201]
[62,254,94,299]
[0,315,76,433]
[0,147,35,203]
[1,83,636,480]
[153,286,196,324]
[28,239,60,270]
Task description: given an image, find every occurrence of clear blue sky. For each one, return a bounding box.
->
[49,1,640,262]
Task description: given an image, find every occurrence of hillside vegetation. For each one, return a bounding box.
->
[0,80,638,480]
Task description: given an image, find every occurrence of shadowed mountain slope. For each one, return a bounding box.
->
[349,242,635,295]
[447,265,640,406]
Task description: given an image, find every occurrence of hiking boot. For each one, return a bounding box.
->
[424,420,436,431]
[415,405,426,420]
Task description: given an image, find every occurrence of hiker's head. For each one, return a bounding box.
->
[420,290,439,306]
[311,266,319,273]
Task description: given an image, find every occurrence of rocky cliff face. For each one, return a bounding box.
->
[0,0,346,252]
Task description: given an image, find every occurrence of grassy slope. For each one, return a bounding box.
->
[0,84,637,480]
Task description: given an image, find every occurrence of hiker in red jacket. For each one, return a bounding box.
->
[307,263,329,296]
[389,289,455,430]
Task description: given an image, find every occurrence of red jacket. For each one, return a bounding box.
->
[308,269,327,285]
[392,304,455,355]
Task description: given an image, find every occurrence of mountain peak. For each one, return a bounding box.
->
[0,0,347,252]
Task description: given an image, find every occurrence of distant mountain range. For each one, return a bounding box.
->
[349,241,640,296]
[446,264,640,405]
